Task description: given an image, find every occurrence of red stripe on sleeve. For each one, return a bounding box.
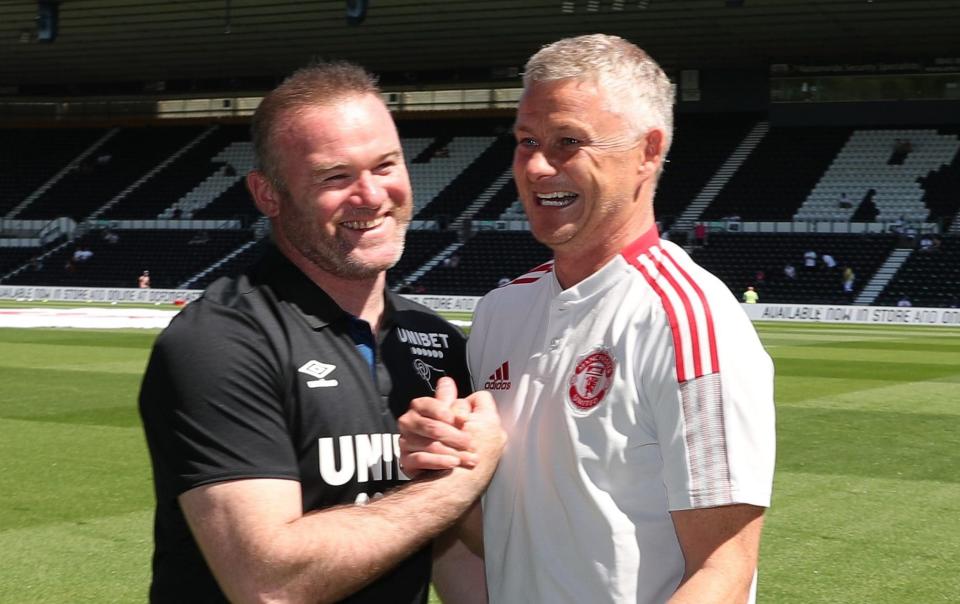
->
[629,254,688,383]
[654,255,704,378]
[660,248,720,373]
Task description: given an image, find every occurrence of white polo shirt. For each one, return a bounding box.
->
[468,228,775,604]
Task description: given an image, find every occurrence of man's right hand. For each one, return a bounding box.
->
[399,377,505,478]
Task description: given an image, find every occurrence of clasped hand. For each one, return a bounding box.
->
[398,377,505,478]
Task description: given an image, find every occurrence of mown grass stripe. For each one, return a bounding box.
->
[0,321,957,603]
[0,417,152,531]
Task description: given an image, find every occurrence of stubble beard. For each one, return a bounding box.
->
[283,215,408,281]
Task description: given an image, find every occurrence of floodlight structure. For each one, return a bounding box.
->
[346,0,369,26]
[36,0,59,43]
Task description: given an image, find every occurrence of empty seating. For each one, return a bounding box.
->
[413,135,513,221]
[875,236,960,307]
[191,178,259,222]
[188,238,271,289]
[654,113,761,224]
[1,117,958,308]
[0,128,105,216]
[387,229,459,287]
[690,233,898,305]
[797,128,960,223]
[7,228,253,289]
[15,126,205,221]
[918,127,960,229]
[411,231,552,296]
[472,179,519,222]
[100,125,251,220]
[702,127,852,221]
[0,246,42,277]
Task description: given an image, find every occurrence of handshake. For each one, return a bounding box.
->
[398,377,506,481]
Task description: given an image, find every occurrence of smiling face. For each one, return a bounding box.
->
[512,78,662,284]
[248,93,412,281]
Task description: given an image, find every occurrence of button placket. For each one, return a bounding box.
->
[548,299,574,351]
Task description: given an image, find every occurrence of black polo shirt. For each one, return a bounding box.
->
[139,246,470,603]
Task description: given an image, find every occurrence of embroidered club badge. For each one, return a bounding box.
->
[568,348,616,413]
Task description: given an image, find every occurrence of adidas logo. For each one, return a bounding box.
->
[484,361,511,391]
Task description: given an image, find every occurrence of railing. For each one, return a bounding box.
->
[0,86,524,123]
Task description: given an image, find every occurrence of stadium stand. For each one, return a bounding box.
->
[919,127,960,230]
[654,113,761,226]
[0,246,42,277]
[0,128,106,216]
[797,128,960,224]
[99,124,251,220]
[6,228,253,289]
[701,126,853,221]
[184,236,270,290]
[410,230,552,296]
[689,233,899,305]
[387,229,459,288]
[190,178,260,223]
[471,177,520,222]
[409,134,454,164]
[1,118,958,308]
[13,126,205,221]
[412,134,513,222]
[874,236,960,307]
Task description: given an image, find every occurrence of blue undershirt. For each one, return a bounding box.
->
[347,315,376,380]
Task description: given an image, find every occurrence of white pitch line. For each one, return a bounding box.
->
[0,307,181,329]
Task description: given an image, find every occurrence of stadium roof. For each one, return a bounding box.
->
[1,0,958,93]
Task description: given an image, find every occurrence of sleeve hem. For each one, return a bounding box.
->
[174,470,300,496]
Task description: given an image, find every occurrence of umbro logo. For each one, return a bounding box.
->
[484,361,511,391]
[299,360,339,388]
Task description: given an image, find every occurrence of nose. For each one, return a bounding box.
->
[519,149,557,180]
[351,171,385,206]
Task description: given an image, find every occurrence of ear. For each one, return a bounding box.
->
[247,170,282,218]
[639,129,665,174]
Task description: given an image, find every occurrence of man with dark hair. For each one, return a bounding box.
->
[139,61,504,603]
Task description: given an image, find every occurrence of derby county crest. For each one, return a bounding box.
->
[568,348,616,414]
[413,358,445,391]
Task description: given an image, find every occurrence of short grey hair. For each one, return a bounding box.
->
[522,34,674,157]
[251,60,382,193]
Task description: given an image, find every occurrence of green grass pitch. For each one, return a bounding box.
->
[0,320,958,602]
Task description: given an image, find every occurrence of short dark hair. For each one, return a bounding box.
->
[251,61,382,191]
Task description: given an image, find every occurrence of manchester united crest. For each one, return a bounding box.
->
[568,348,616,413]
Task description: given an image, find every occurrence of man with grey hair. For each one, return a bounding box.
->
[399,34,775,603]
[139,60,504,603]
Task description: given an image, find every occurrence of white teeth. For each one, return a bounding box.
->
[342,217,385,229]
[536,191,577,207]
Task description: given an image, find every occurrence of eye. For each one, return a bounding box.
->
[560,137,581,146]
[517,137,539,149]
[374,161,395,174]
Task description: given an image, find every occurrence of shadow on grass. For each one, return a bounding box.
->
[776,406,960,483]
